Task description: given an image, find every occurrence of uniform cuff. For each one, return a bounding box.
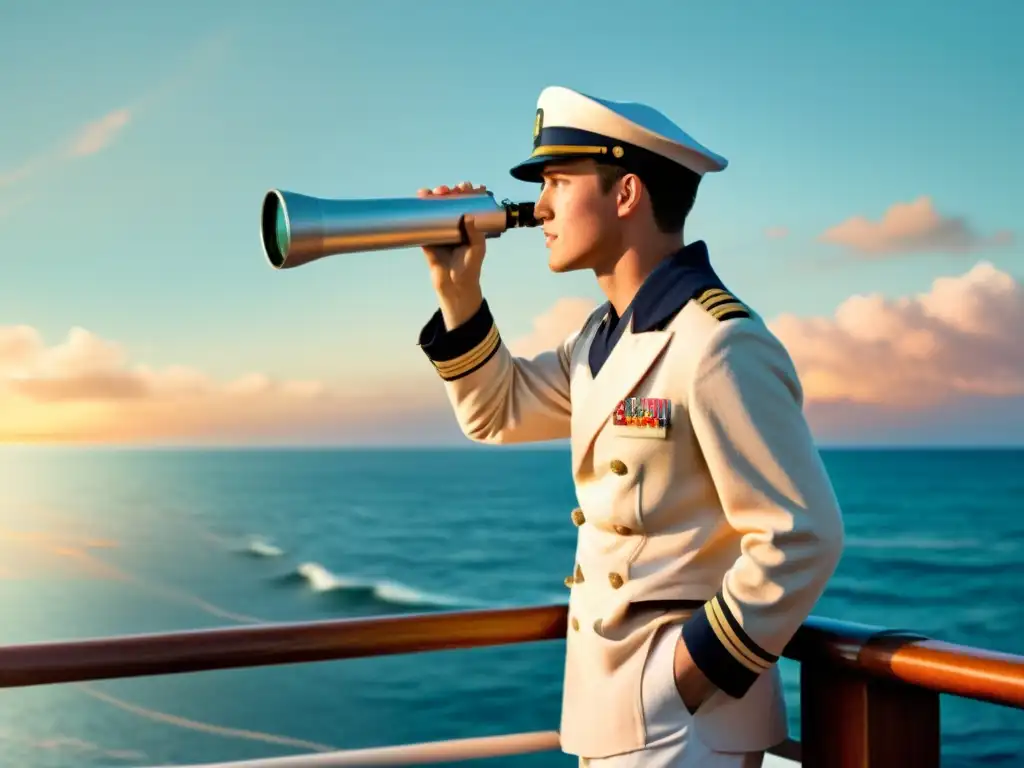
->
[417,300,501,381]
[681,590,778,698]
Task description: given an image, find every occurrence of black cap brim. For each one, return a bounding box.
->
[508,155,555,183]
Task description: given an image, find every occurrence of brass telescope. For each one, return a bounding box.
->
[260,189,539,270]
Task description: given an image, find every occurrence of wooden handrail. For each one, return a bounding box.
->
[789,616,1024,709]
[0,604,1021,712]
[142,730,565,768]
[1,605,1020,767]
[0,604,566,689]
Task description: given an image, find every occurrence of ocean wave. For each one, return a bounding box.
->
[226,532,487,612]
[239,536,284,558]
[289,562,482,610]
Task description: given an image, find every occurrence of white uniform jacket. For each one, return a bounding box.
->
[417,251,845,758]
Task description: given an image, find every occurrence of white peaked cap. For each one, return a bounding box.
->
[510,85,728,183]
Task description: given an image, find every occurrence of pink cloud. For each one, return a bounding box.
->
[487,264,1023,444]
[0,325,449,445]
[66,108,132,157]
[0,163,37,189]
[6,261,1022,447]
[0,31,230,215]
[768,261,1024,412]
[819,197,1014,257]
[507,297,599,358]
[448,270,1024,443]
[0,108,133,196]
[764,226,789,239]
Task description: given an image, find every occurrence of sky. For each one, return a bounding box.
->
[1,0,1022,447]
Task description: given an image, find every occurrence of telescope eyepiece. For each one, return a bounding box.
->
[503,200,538,229]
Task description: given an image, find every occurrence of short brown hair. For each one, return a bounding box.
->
[595,163,699,234]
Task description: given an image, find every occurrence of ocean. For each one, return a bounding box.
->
[0,446,1020,768]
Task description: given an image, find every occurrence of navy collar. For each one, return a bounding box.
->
[604,240,726,334]
[586,240,728,376]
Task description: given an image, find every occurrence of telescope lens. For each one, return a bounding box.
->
[275,206,289,260]
[261,191,289,268]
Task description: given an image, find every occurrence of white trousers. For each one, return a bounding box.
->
[578,624,764,768]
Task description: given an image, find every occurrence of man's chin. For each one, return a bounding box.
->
[548,255,588,274]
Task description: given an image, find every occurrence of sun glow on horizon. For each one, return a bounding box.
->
[2,261,1022,446]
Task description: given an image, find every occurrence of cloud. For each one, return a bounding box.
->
[507,297,599,358]
[0,107,134,196]
[768,261,1024,412]
[0,163,38,189]
[0,30,231,209]
[764,226,789,239]
[504,264,1024,444]
[5,262,1022,447]
[67,109,133,157]
[0,324,452,445]
[819,197,1014,257]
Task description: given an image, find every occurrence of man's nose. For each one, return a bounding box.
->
[534,190,552,221]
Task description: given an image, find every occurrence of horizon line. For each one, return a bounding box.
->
[0,442,1021,452]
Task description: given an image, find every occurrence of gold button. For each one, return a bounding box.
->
[571,617,580,631]
[564,575,574,588]
[613,524,633,536]
[608,572,624,589]
[574,563,584,583]
[610,459,627,475]
[571,508,586,526]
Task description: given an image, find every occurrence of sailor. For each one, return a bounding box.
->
[416,85,845,767]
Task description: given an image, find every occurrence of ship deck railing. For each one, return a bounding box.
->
[0,604,1022,767]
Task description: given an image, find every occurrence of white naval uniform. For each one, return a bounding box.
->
[418,285,844,765]
[419,83,844,767]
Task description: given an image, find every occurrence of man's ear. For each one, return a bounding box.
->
[616,173,644,218]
